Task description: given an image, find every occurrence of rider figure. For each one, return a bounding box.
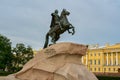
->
[50,9,63,30]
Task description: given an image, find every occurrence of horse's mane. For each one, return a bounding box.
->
[60,10,64,19]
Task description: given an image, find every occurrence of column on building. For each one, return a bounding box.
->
[111,52,113,65]
[104,53,107,65]
[86,55,88,65]
[107,52,108,65]
[118,52,120,65]
[103,53,104,65]
[116,52,118,65]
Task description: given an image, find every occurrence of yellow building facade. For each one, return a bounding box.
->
[82,43,120,73]
[33,48,42,56]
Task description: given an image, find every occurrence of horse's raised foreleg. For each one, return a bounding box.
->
[68,24,75,35]
[71,26,75,35]
[67,29,72,34]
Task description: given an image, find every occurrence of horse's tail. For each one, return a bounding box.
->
[43,33,49,48]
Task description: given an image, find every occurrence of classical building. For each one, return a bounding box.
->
[82,43,120,73]
[33,48,42,56]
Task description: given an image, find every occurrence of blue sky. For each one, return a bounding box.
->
[0,0,120,50]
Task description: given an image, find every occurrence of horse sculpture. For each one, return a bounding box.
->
[43,9,75,48]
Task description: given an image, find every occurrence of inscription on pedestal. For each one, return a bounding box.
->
[44,48,56,56]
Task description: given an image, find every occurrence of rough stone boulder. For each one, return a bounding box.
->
[6,42,98,80]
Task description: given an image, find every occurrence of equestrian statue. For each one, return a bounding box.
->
[43,9,75,48]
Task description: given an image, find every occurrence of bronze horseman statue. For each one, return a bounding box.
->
[43,9,75,48]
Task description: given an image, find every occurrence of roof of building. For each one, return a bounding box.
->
[104,43,120,49]
[88,43,120,49]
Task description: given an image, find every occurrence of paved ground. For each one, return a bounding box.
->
[0,75,20,80]
[0,76,6,80]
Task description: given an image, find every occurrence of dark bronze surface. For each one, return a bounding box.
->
[43,9,75,48]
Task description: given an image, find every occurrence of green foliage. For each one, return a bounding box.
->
[0,34,34,73]
[0,71,13,76]
[12,43,33,72]
[97,76,120,80]
[0,34,13,71]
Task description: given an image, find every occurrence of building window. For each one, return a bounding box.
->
[98,60,100,65]
[114,68,116,71]
[94,53,96,56]
[104,68,106,71]
[94,60,96,65]
[98,53,100,56]
[91,53,92,56]
[114,60,116,65]
[105,60,107,65]
[90,68,92,71]
[98,68,100,71]
[109,68,111,71]
[118,68,120,72]
[94,68,96,71]
[110,60,111,65]
[90,60,92,64]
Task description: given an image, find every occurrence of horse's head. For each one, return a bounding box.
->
[61,9,70,16]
